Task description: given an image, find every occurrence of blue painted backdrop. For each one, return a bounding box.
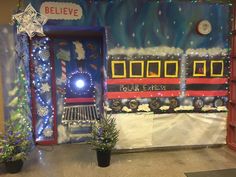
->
[25,0,230,50]
[23,0,230,143]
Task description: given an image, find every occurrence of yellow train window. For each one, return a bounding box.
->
[111,61,126,78]
[129,61,144,78]
[147,61,161,78]
[164,61,178,77]
[211,60,224,77]
[193,60,206,77]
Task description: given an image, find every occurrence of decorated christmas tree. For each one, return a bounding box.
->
[0,64,33,162]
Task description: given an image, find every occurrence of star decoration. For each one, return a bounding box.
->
[12,4,48,38]
[41,83,51,93]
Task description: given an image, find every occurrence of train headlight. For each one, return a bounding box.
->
[75,79,85,89]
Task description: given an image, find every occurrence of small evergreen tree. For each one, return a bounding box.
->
[0,66,33,162]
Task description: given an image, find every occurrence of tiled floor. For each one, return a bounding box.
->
[1,144,236,177]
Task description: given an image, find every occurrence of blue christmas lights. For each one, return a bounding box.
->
[31,37,54,141]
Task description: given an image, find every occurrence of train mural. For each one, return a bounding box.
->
[106,47,229,113]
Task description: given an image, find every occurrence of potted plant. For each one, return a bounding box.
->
[0,118,33,173]
[90,113,119,167]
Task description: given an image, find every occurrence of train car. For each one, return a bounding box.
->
[106,48,229,113]
[106,54,182,113]
[185,54,229,111]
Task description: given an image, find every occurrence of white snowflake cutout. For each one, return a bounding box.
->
[37,106,49,117]
[43,127,53,137]
[39,49,50,61]
[36,66,44,77]
[33,40,44,49]
[41,83,51,93]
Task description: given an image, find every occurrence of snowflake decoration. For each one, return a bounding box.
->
[41,83,51,93]
[39,49,50,61]
[37,106,49,117]
[33,40,45,49]
[73,41,85,60]
[36,66,44,77]
[43,127,53,137]
[12,4,48,38]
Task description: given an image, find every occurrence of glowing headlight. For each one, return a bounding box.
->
[75,79,85,89]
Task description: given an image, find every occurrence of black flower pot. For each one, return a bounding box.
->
[5,160,23,173]
[96,150,111,167]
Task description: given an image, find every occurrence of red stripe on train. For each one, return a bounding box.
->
[107,78,180,85]
[65,98,95,103]
[106,91,181,99]
[185,90,228,97]
[186,78,228,84]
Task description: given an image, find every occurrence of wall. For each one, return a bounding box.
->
[0,0,17,133]
[22,0,230,147]
[0,0,18,25]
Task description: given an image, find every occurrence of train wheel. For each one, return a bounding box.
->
[127,100,139,112]
[193,98,204,111]
[169,98,179,109]
[213,98,224,108]
[110,100,123,112]
[149,99,161,111]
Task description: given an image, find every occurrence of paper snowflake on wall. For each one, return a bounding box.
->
[36,66,44,77]
[39,49,50,61]
[33,40,45,49]
[37,106,49,117]
[41,83,51,93]
[43,127,53,137]
[12,4,48,38]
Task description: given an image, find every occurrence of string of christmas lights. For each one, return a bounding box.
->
[31,37,54,140]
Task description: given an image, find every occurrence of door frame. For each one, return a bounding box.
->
[30,26,106,145]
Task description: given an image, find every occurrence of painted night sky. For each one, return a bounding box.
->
[25,0,230,50]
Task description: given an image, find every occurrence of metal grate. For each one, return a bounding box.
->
[62,104,99,124]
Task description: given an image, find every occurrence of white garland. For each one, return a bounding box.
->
[185,48,228,57]
[108,47,228,57]
[108,46,183,56]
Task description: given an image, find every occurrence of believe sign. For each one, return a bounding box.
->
[40,2,83,20]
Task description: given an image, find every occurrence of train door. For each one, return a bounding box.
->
[53,30,105,143]
[228,6,236,151]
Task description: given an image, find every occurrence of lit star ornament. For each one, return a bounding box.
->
[12,4,48,38]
